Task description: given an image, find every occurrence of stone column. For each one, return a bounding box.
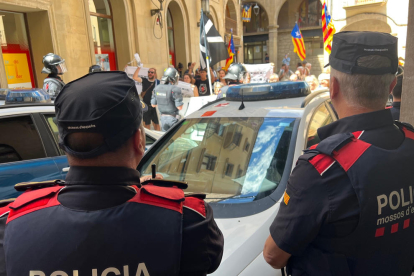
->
[0,46,8,88]
[400,0,414,125]
[268,25,279,72]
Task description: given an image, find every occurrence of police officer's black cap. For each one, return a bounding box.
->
[55,71,143,159]
[325,31,398,75]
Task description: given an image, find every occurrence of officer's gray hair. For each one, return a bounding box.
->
[331,55,396,109]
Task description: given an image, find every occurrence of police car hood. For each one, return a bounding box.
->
[211,202,281,275]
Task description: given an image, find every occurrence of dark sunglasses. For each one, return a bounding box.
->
[148,71,155,74]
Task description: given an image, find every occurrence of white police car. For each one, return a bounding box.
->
[138,82,336,275]
[0,103,162,199]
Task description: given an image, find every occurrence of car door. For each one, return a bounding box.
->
[39,113,70,179]
[305,101,335,149]
[0,114,61,199]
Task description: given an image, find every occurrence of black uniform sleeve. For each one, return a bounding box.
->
[270,159,331,255]
[0,216,7,276]
[179,202,224,276]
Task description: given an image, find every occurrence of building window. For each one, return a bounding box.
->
[304,37,323,56]
[243,138,250,152]
[224,162,234,177]
[89,0,116,71]
[167,9,175,67]
[0,11,35,88]
[244,41,267,64]
[236,165,243,179]
[200,154,217,171]
[298,0,322,28]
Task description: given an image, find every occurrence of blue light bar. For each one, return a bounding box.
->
[5,89,51,105]
[226,81,311,101]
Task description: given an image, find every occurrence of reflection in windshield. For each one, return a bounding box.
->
[141,117,295,203]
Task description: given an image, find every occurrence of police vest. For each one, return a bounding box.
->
[287,123,414,276]
[1,182,187,276]
[154,85,179,115]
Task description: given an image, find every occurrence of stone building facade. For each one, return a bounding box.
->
[0,0,408,89]
[242,0,408,77]
[0,0,242,89]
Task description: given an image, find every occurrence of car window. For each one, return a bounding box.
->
[146,135,156,147]
[306,103,333,148]
[43,114,65,155]
[141,117,295,204]
[0,115,46,163]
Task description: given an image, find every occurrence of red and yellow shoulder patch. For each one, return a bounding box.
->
[283,190,290,205]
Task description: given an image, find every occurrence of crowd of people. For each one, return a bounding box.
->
[0,31,410,276]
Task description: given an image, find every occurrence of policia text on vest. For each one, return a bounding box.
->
[30,263,150,276]
[377,187,414,226]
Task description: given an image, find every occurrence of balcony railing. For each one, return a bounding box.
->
[225,17,238,36]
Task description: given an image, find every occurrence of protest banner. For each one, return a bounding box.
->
[125,66,149,95]
[184,95,217,117]
[243,63,274,83]
[177,81,194,98]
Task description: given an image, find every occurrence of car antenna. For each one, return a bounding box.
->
[239,87,245,110]
[151,164,156,179]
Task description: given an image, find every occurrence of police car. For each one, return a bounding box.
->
[138,82,336,275]
[0,102,162,199]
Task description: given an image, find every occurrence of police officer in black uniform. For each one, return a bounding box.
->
[263,32,414,275]
[151,68,183,131]
[42,53,67,99]
[0,71,223,276]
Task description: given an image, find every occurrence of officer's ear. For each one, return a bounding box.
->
[330,75,340,100]
[132,126,145,157]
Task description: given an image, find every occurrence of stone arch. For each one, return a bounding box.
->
[225,0,237,21]
[209,5,220,32]
[242,2,269,34]
[164,0,189,68]
[340,13,395,33]
[224,0,241,35]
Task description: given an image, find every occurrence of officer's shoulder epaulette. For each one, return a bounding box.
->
[140,183,185,202]
[185,193,206,200]
[14,179,65,192]
[141,179,188,190]
[0,198,15,218]
[0,198,15,208]
[183,193,207,219]
[395,121,414,140]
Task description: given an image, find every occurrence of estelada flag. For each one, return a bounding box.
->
[291,23,306,61]
[322,0,336,54]
[242,5,251,22]
[223,34,235,71]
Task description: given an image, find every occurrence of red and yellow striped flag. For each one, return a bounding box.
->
[291,23,306,61]
[223,34,235,71]
[322,0,336,54]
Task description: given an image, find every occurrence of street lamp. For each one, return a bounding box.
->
[253,3,260,16]
[201,0,210,15]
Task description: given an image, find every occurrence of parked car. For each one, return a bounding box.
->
[138,82,335,276]
[0,103,162,199]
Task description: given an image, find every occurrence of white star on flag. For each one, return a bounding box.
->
[296,32,300,37]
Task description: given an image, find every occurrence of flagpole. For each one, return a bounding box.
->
[201,9,214,96]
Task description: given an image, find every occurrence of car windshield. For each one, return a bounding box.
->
[141,117,295,203]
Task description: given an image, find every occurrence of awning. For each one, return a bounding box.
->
[243,34,269,43]
[301,28,323,38]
